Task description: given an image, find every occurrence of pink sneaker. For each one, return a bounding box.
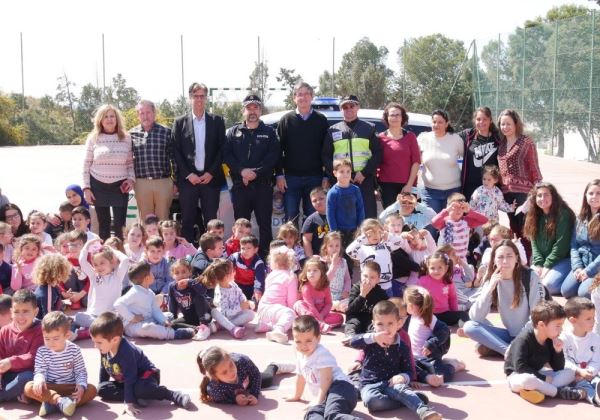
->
[231,326,246,339]
[255,322,270,333]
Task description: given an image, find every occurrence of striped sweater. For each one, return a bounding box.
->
[33,341,88,387]
[83,133,135,188]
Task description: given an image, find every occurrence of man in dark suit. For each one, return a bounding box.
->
[172,82,225,243]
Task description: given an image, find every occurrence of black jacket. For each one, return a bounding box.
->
[171,112,226,186]
[223,121,280,185]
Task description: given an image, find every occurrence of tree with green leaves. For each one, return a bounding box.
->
[75,83,102,134]
[397,34,472,128]
[336,37,392,109]
[316,70,336,97]
[276,68,302,109]
[55,72,77,131]
[0,93,25,146]
[248,61,269,102]
[105,73,139,111]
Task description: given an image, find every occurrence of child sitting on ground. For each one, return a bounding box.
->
[114,262,195,340]
[160,220,196,262]
[256,246,298,344]
[33,254,71,319]
[344,261,388,339]
[347,218,407,297]
[301,187,330,258]
[24,312,97,417]
[225,218,252,257]
[399,227,437,286]
[293,257,344,333]
[0,222,14,265]
[11,234,43,292]
[417,251,469,326]
[207,259,255,339]
[206,219,226,241]
[91,312,192,415]
[74,239,129,329]
[505,300,579,404]
[431,193,488,262]
[0,243,11,295]
[404,286,465,388]
[27,211,53,247]
[70,207,99,242]
[144,236,174,308]
[560,297,600,405]
[143,214,160,238]
[0,295,12,328]
[285,315,360,419]
[191,233,224,277]
[168,259,213,340]
[278,222,306,271]
[384,214,420,296]
[197,346,294,405]
[124,223,146,264]
[0,289,43,403]
[320,232,351,313]
[45,201,74,240]
[438,244,476,311]
[60,231,89,310]
[228,235,266,302]
[349,300,441,419]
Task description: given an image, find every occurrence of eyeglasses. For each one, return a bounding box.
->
[192,94,207,100]
[4,213,19,221]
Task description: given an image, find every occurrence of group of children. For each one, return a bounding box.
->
[0,160,599,418]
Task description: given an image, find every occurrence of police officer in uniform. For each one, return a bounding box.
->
[321,95,382,218]
[223,95,280,256]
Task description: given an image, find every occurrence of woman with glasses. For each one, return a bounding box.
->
[0,203,29,237]
[376,103,421,208]
[417,110,464,215]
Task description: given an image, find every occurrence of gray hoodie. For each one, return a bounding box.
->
[468,270,545,337]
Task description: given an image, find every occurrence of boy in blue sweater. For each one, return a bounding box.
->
[90,312,192,416]
[350,300,441,420]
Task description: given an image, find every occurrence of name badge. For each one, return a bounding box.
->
[332,131,343,141]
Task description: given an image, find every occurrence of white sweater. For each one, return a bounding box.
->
[417,132,463,190]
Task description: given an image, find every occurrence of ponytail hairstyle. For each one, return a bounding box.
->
[423,250,453,284]
[298,256,329,291]
[473,106,499,137]
[404,286,434,328]
[202,258,233,288]
[432,109,454,134]
[197,346,231,403]
[578,179,600,241]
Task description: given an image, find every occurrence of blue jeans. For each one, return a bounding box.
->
[463,320,514,355]
[305,380,360,420]
[420,186,461,214]
[574,377,600,404]
[283,175,322,226]
[0,370,34,402]
[561,271,594,298]
[361,381,425,413]
[540,258,572,296]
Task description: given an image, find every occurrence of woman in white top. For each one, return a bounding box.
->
[82,105,135,241]
[417,110,464,214]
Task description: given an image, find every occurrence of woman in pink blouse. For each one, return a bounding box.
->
[497,109,542,258]
[82,105,135,240]
[377,103,421,208]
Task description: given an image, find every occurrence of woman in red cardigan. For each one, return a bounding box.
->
[497,109,542,260]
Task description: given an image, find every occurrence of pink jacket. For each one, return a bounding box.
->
[417,275,458,313]
[11,258,38,291]
[259,269,298,308]
[165,243,197,261]
[0,320,43,372]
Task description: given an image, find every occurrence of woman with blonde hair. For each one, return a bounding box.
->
[82,104,135,240]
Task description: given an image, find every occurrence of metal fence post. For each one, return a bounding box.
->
[495,33,500,116]
[521,28,526,120]
[589,10,595,162]
[550,21,558,156]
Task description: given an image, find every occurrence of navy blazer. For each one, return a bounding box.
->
[171,112,226,186]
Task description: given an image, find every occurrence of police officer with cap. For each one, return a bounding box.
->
[321,94,382,218]
[223,94,280,256]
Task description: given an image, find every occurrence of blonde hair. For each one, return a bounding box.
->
[89,104,128,141]
[0,221,10,234]
[34,254,71,286]
[320,231,343,257]
[268,246,296,270]
[359,218,384,238]
[277,222,300,244]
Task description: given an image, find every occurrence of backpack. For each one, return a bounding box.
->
[521,267,552,308]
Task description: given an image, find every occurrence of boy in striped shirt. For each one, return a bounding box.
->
[24,311,96,417]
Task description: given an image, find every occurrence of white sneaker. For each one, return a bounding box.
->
[266,330,288,344]
[193,324,211,341]
[270,361,296,374]
[209,321,219,334]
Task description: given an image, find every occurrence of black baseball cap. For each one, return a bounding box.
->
[340,95,359,107]
[242,94,263,107]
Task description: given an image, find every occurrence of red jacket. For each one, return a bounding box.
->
[0,320,43,372]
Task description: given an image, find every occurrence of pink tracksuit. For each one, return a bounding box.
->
[256,269,298,335]
[293,283,344,328]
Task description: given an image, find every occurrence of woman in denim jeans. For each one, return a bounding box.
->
[561,179,600,298]
[523,182,575,296]
[462,240,545,357]
[417,110,463,215]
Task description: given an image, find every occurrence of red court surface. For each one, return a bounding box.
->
[1,153,599,419]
